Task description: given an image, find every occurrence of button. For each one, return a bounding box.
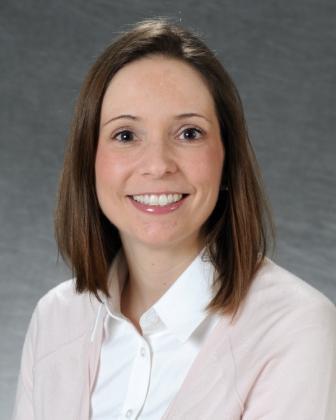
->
[125,409,133,418]
[140,346,146,357]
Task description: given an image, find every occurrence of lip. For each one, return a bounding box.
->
[127,192,188,196]
[127,194,189,215]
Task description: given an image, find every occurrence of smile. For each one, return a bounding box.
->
[130,193,186,206]
[127,193,189,215]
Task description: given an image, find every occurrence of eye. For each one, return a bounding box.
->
[113,130,135,143]
[179,127,203,141]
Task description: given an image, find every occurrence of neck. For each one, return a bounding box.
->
[120,238,204,320]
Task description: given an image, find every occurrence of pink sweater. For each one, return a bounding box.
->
[12,258,336,419]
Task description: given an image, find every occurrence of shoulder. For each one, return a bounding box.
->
[30,279,101,359]
[230,258,336,340]
[253,258,335,311]
[217,261,336,417]
[35,279,99,322]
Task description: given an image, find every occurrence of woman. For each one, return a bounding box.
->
[13,19,336,420]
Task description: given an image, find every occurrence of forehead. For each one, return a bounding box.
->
[100,55,216,117]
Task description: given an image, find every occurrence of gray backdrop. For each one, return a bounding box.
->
[1,0,335,417]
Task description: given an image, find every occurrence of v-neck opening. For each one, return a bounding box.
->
[159,314,229,419]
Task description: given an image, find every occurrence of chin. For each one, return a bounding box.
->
[130,227,201,251]
[136,234,182,249]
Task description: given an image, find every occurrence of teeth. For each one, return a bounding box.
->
[132,193,183,206]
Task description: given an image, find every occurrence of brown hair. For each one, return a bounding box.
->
[55,18,274,317]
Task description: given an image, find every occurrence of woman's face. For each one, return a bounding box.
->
[95,55,224,252]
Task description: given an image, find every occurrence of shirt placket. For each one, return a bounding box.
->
[120,309,161,419]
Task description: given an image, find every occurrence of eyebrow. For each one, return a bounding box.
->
[175,113,211,123]
[102,114,139,126]
[102,112,211,127]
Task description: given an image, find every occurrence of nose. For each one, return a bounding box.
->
[140,137,177,178]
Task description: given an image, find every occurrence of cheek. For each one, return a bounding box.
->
[95,146,127,190]
[189,146,224,186]
[95,149,108,182]
[95,152,114,196]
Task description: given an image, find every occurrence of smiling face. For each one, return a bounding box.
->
[95,55,224,252]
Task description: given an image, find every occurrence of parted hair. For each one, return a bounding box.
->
[55,18,274,318]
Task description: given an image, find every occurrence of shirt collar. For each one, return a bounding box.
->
[104,248,217,343]
[152,249,216,342]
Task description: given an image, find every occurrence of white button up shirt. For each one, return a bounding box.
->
[90,250,221,420]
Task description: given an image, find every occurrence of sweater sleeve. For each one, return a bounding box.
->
[241,300,336,420]
[11,306,38,420]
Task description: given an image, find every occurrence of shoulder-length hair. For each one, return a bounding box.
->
[55,18,274,318]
